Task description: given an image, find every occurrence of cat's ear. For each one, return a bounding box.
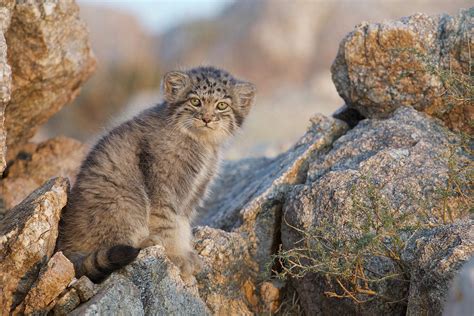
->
[162,71,190,103]
[234,81,256,115]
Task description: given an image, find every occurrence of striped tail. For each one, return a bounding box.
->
[80,245,140,283]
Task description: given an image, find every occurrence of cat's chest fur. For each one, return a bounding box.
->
[145,133,218,215]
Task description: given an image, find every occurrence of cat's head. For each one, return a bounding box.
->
[161,66,256,143]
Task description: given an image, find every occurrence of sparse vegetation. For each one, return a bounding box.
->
[428,138,473,224]
[270,139,473,305]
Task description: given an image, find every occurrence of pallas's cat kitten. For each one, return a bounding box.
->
[57,67,256,282]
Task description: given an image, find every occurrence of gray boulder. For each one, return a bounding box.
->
[195,114,347,313]
[281,107,472,315]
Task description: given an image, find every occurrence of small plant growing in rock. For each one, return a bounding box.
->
[429,138,473,223]
[272,178,418,304]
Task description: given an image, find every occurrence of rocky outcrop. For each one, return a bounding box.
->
[0,1,95,313]
[0,177,69,314]
[158,0,467,92]
[402,221,474,316]
[1,136,87,211]
[0,0,95,172]
[281,107,472,315]
[331,8,473,133]
[4,107,468,315]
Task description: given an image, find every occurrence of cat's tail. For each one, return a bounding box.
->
[78,245,141,283]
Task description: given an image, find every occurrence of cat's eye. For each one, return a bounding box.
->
[216,102,228,111]
[190,98,201,107]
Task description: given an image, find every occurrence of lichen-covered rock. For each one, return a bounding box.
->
[444,256,474,316]
[19,251,75,315]
[281,107,471,315]
[0,177,69,314]
[1,136,87,210]
[259,281,281,313]
[402,221,474,316]
[4,0,96,152]
[331,9,473,133]
[71,246,210,315]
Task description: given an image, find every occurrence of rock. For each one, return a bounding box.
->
[194,226,254,315]
[71,246,210,315]
[19,251,75,315]
[1,136,87,210]
[4,0,96,152]
[53,288,81,316]
[331,9,473,133]
[402,221,474,316]
[281,107,471,315]
[70,275,144,316]
[260,281,281,313]
[0,177,69,314]
[122,246,210,315]
[70,276,96,302]
[444,256,474,316]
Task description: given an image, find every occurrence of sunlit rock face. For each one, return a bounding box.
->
[332,9,473,134]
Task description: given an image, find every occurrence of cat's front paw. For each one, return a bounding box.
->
[169,251,203,280]
[187,250,203,274]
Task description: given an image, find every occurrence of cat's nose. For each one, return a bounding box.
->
[202,117,212,124]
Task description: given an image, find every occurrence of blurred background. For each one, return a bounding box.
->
[36,0,470,159]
